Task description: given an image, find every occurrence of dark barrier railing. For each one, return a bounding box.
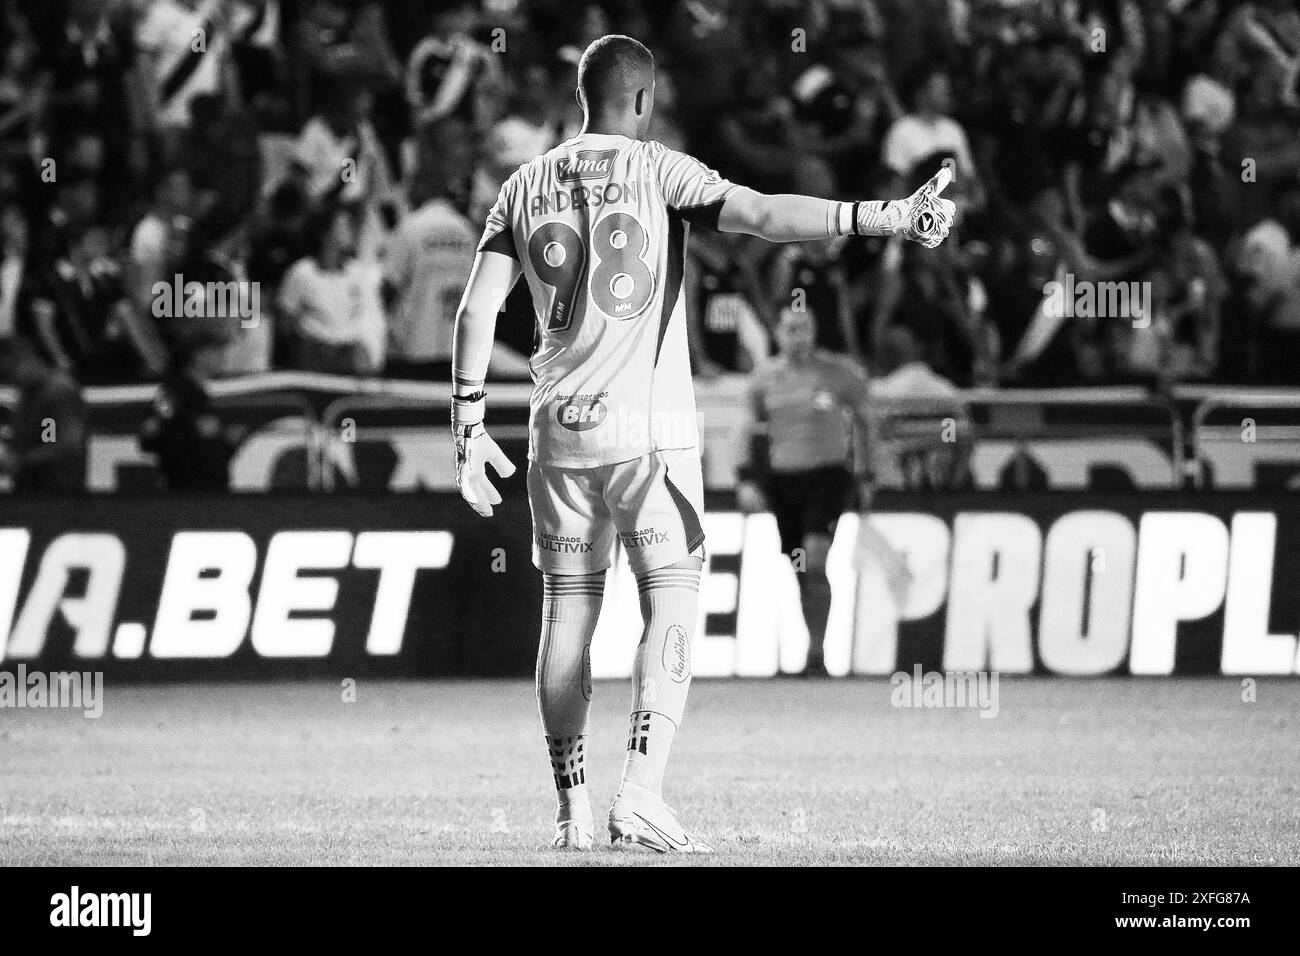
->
[1,373,1297,493]
[1179,386,1300,490]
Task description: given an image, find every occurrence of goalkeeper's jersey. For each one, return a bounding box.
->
[477,132,739,467]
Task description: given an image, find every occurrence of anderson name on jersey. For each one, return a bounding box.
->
[477,132,737,468]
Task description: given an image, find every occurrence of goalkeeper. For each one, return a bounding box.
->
[451,33,954,853]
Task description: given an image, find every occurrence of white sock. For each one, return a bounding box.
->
[537,571,604,813]
[621,560,701,797]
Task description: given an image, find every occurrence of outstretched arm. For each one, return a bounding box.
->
[450,250,523,517]
[717,167,955,247]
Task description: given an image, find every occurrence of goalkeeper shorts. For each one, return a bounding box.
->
[527,448,706,575]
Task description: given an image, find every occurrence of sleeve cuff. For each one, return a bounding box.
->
[478,230,520,261]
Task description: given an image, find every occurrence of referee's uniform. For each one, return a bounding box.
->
[743,349,872,556]
[739,344,876,675]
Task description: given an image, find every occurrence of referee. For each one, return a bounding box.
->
[736,307,884,676]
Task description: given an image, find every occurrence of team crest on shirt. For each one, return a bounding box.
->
[558,148,619,182]
[812,389,836,410]
[696,163,723,185]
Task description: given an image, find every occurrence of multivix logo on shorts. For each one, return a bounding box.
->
[558,148,618,182]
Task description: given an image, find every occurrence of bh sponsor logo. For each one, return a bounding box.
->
[557,395,608,432]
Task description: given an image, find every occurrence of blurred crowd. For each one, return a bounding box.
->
[0,0,1297,397]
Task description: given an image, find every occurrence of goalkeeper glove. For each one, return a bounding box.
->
[855,166,957,249]
[451,391,515,517]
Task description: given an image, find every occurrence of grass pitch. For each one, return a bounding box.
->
[1,677,1295,866]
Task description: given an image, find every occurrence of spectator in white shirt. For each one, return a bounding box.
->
[404,4,501,133]
[871,324,961,400]
[382,134,529,380]
[290,84,394,260]
[277,203,384,375]
[880,67,982,208]
[871,325,971,491]
[291,85,393,206]
[134,0,235,161]
[127,169,197,311]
